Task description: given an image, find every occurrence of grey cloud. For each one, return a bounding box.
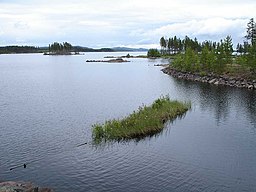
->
[0,0,255,47]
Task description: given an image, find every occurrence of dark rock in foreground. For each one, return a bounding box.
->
[0,181,53,192]
[162,66,256,90]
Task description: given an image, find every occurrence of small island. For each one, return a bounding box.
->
[104,53,148,59]
[86,58,130,63]
[92,96,191,143]
[44,42,79,55]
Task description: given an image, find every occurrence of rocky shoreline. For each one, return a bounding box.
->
[0,181,53,192]
[162,66,256,90]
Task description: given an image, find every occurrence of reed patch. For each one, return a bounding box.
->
[92,96,191,143]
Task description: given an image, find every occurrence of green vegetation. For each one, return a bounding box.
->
[0,46,45,54]
[92,96,191,143]
[155,18,256,78]
[171,36,234,74]
[147,48,161,57]
[48,42,114,54]
[48,42,73,55]
[0,44,117,54]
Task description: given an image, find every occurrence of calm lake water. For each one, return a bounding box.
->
[0,52,256,192]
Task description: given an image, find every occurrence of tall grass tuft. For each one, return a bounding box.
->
[92,96,191,143]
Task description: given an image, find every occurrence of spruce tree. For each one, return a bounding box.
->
[245,18,256,45]
[223,35,233,65]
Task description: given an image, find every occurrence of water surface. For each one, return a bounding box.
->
[0,52,255,191]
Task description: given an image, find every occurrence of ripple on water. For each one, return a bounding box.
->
[0,53,256,192]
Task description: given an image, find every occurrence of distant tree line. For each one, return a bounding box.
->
[150,18,256,75]
[0,46,42,54]
[159,35,233,56]
[73,46,114,52]
[0,44,116,54]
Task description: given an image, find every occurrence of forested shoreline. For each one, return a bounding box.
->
[0,46,114,54]
[150,18,256,82]
[0,46,45,54]
[0,44,146,54]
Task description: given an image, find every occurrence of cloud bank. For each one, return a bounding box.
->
[0,0,255,48]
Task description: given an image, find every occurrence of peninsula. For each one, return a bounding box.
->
[149,18,256,89]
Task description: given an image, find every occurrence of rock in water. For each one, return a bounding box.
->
[0,181,53,192]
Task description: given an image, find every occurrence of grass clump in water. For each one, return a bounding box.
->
[92,95,191,143]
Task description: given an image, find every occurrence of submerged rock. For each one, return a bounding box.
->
[0,181,53,192]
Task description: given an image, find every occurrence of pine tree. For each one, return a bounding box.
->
[167,38,171,55]
[245,18,256,45]
[160,37,167,55]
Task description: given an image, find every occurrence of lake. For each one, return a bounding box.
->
[0,52,256,191]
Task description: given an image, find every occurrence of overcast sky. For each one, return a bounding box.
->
[0,0,255,48]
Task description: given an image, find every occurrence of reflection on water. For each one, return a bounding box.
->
[0,53,256,192]
[173,78,256,127]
